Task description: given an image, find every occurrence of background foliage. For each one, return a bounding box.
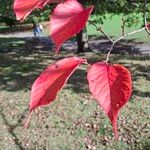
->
[0,0,150,26]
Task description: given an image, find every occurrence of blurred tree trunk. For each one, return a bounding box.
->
[76,29,90,53]
[76,0,90,53]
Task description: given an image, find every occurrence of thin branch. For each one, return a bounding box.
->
[144,0,150,35]
[113,27,145,44]
[106,44,115,62]
[121,18,125,36]
[84,62,92,67]
[98,27,114,43]
[88,21,113,43]
[88,0,149,62]
[106,27,145,62]
[89,21,146,61]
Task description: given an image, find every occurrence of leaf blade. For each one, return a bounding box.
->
[24,57,86,128]
[14,0,64,21]
[87,62,132,140]
[30,57,86,111]
[50,0,94,52]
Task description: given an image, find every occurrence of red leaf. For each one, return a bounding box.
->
[24,57,86,128]
[146,23,150,29]
[14,0,63,21]
[50,0,94,53]
[87,62,132,140]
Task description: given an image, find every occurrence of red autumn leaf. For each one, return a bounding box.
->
[14,0,64,21]
[50,0,94,53]
[146,23,150,29]
[24,57,86,128]
[87,62,132,140]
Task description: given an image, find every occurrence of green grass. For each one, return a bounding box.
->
[87,14,150,43]
[1,13,149,43]
[41,14,150,43]
[0,37,150,149]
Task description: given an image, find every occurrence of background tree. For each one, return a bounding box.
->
[1,0,150,50]
[0,0,16,27]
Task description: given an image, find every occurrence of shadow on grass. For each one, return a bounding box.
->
[133,90,150,98]
[67,69,88,93]
[0,36,150,149]
[0,25,33,34]
[89,39,142,55]
[0,37,56,91]
[0,106,28,150]
[0,36,149,94]
[0,37,54,53]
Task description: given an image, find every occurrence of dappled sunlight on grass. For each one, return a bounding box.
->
[0,36,150,149]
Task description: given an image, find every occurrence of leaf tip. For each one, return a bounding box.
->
[23,111,33,129]
[109,110,119,141]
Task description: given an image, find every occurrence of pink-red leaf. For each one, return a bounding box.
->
[87,62,132,140]
[14,0,64,21]
[146,23,150,29]
[50,0,94,53]
[24,57,86,128]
